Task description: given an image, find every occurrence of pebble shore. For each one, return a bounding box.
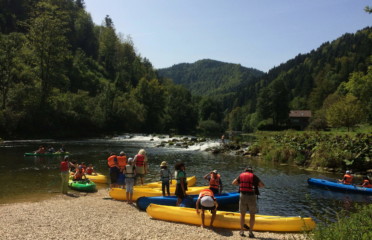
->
[0,189,309,240]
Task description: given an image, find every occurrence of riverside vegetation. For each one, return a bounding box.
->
[209,131,372,174]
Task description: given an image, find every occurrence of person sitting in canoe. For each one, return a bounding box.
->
[339,170,353,184]
[47,146,55,153]
[361,177,372,188]
[196,188,218,229]
[73,166,87,181]
[204,170,223,195]
[85,164,96,175]
[35,145,46,154]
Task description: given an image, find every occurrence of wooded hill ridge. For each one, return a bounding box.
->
[157,59,264,96]
[0,0,371,139]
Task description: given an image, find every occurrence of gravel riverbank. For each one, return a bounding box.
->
[0,189,310,240]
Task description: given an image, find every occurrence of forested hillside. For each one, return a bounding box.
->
[0,0,199,138]
[157,59,264,96]
[233,27,372,132]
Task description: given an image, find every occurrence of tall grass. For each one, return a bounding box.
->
[310,204,372,240]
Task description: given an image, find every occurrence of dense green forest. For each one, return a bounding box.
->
[0,0,371,139]
[158,28,372,132]
[0,0,201,138]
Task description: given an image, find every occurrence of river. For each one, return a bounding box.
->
[1,135,371,223]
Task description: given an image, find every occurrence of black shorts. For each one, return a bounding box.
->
[175,182,188,199]
[109,167,119,184]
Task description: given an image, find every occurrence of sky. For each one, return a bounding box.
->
[84,0,371,72]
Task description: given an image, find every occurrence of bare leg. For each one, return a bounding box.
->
[210,210,216,228]
[249,213,255,233]
[201,210,205,228]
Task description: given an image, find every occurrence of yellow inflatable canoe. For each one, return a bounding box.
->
[86,173,107,184]
[109,186,208,201]
[135,176,197,188]
[146,204,316,232]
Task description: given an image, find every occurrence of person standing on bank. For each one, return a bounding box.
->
[133,149,148,185]
[204,170,223,194]
[160,161,172,196]
[124,158,136,204]
[107,152,120,188]
[232,166,264,238]
[175,162,187,206]
[60,156,72,194]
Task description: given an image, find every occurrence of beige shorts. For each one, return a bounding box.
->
[239,193,257,214]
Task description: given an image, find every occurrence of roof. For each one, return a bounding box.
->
[289,110,312,118]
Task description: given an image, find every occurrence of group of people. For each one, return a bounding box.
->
[107,149,148,204]
[193,166,263,237]
[36,144,67,154]
[339,170,372,188]
[60,155,96,194]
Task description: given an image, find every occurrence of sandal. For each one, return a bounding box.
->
[239,231,246,237]
[248,232,255,238]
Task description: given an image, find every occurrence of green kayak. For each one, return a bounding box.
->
[68,179,97,192]
[24,152,70,156]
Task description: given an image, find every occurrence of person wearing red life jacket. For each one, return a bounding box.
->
[232,166,264,238]
[196,188,218,229]
[204,170,223,194]
[107,152,120,188]
[85,164,96,175]
[73,166,86,181]
[133,149,148,185]
[60,155,72,194]
[340,170,353,184]
[361,177,372,188]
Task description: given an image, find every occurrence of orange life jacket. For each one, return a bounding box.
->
[107,155,118,168]
[209,174,221,189]
[343,174,353,184]
[135,154,145,167]
[74,171,83,180]
[199,188,215,198]
[239,172,254,193]
[362,179,372,188]
[117,156,127,168]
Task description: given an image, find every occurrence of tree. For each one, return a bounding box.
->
[0,32,24,109]
[326,95,365,131]
[26,1,71,107]
[343,67,372,121]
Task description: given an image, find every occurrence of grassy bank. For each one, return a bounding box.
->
[309,204,372,240]
[238,131,372,174]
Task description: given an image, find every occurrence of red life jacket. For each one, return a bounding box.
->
[209,174,221,189]
[239,172,254,193]
[135,154,145,167]
[107,155,117,168]
[117,156,127,168]
[199,188,215,198]
[60,161,69,172]
[362,179,372,188]
[343,174,353,184]
[86,167,93,175]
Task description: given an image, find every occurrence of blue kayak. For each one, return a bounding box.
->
[307,178,372,195]
[136,192,240,211]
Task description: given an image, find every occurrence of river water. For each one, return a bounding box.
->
[1,135,371,223]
